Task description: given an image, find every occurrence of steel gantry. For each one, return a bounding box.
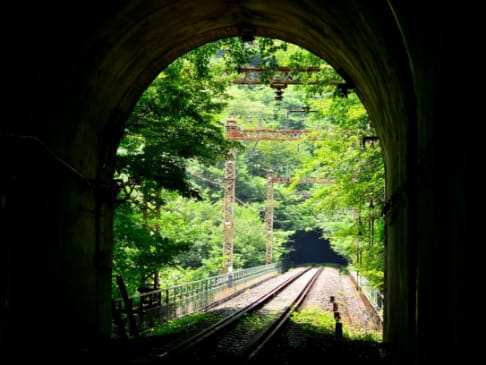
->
[226,118,321,141]
[232,66,322,86]
[232,66,348,101]
[222,118,325,273]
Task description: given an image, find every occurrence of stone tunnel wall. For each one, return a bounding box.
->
[1,1,473,363]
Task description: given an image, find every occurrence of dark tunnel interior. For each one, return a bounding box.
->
[286,230,348,266]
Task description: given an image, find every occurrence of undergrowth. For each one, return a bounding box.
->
[147,311,225,336]
[290,305,382,342]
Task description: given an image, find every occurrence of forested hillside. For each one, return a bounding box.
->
[111,38,385,297]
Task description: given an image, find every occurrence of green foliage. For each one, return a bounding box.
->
[291,306,382,342]
[113,41,236,294]
[170,188,291,274]
[112,201,193,296]
[289,92,385,290]
[291,306,336,336]
[115,43,236,206]
[236,312,277,332]
[112,36,384,298]
[148,312,226,336]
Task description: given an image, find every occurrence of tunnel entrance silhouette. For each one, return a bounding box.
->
[2,2,472,364]
[286,230,348,267]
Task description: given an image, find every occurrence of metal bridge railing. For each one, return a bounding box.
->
[112,262,282,338]
[349,271,384,318]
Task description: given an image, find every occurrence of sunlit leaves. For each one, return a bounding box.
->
[289,90,385,290]
[113,36,385,295]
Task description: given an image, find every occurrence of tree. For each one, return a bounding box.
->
[112,42,235,294]
[290,93,385,290]
[112,36,386,295]
[112,37,293,294]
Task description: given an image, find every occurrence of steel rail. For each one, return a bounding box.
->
[243,267,324,363]
[154,266,313,361]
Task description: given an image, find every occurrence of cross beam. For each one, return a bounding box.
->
[232,66,353,100]
[232,66,323,85]
[225,118,322,141]
[271,176,334,184]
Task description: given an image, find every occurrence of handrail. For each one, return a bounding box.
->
[113,262,281,303]
[112,262,282,338]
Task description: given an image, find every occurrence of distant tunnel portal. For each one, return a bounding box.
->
[287,230,348,266]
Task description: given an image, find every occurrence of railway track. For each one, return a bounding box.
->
[69,266,391,364]
[152,266,323,364]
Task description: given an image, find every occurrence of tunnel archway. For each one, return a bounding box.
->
[285,230,349,267]
[2,2,470,364]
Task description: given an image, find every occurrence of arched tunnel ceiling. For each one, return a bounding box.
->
[81,0,412,175]
[3,1,473,361]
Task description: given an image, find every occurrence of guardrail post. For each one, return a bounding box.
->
[331,293,342,338]
[116,275,139,338]
[227,271,233,288]
[335,321,343,338]
[112,300,128,339]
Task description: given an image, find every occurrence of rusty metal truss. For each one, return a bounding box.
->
[233,66,322,86]
[265,170,274,264]
[222,148,237,274]
[222,118,329,270]
[271,176,334,184]
[232,66,338,101]
[225,118,323,141]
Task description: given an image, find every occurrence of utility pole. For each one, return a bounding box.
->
[222,147,237,274]
[265,169,274,264]
[264,175,333,264]
[223,118,326,269]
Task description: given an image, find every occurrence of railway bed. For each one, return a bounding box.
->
[68,266,392,364]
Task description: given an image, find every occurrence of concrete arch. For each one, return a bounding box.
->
[2,1,471,363]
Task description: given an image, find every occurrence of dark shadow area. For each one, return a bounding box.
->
[250,321,393,365]
[62,309,393,365]
[285,230,348,266]
[1,2,473,363]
